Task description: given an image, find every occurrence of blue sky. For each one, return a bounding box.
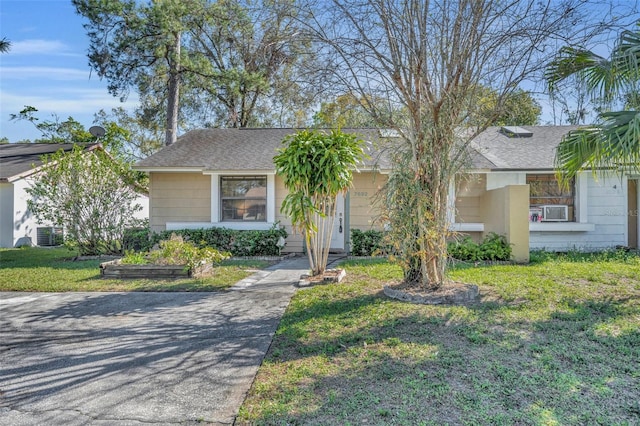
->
[0,1,637,143]
[0,0,137,142]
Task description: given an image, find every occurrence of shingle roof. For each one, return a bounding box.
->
[0,143,98,181]
[135,126,576,172]
[135,128,395,171]
[469,125,579,170]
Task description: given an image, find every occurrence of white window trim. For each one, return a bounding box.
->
[576,172,588,223]
[209,173,275,226]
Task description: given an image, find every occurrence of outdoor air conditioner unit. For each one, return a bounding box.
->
[541,205,569,222]
[36,227,64,246]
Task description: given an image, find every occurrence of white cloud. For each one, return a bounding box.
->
[9,39,79,56]
[0,88,139,141]
[0,89,139,116]
[0,66,91,81]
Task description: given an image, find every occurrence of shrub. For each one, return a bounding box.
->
[152,224,287,257]
[351,229,386,256]
[148,234,229,269]
[122,234,230,269]
[120,250,148,265]
[447,236,481,261]
[479,232,512,261]
[530,248,639,264]
[123,222,153,252]
[26,145,144,255]
[448,232,512,262]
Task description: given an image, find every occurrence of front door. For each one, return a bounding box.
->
[629,179,638,249]
[329,195,345,251]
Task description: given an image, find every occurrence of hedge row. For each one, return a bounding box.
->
[350,229,389,256]
[124,225,511,260]
[447,232,512,261]
[350,229,512,261]
[123,225,288,257]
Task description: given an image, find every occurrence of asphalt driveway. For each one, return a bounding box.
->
[0,258,307,425]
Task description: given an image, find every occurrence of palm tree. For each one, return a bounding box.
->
[546,23,640,183]
[0,37,11,53]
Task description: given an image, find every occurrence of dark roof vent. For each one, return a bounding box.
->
[500,126,533,138]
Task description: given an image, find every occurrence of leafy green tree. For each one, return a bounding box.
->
[183,0,319,128]
[10,106,94,144]
[547,22,640,182]
[274,129,365,276]
[26,146,144,255]
[10,106,133,160]
[314,94,381,128]
[94,108,164,160]
[469,87,542,127]
[73,0,204,145]
[313,93,410,128]
[75,0,319,137]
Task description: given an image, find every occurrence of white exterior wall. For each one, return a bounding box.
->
[13,178,39,247]
[529,172,627,251]
[1,177,58,248]
[133,194,149,222]
[486,172,526,190]
[0,183,15,248]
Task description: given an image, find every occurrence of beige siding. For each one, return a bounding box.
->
[274,172,387,253]
[274,175,303,253]
[350,172,387,230]
[150,173,211,232]
[455,174,485,223]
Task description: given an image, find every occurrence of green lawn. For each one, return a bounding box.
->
[238,252,640,425]
[0,247,270,292]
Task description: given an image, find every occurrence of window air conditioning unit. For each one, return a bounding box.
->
[541,205,568,222]
[37,227,64,246]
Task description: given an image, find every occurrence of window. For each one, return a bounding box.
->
[220,176,267,221]
[527,174,575,222]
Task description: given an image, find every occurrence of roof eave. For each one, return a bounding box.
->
[202,169,275,175]
[134,166,206,173]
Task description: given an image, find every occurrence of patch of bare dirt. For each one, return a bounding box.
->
[383,280,480,305]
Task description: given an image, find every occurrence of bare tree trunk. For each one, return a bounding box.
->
[165,31,181,146]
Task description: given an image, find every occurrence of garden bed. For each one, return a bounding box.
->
[100,259,210,279]
[298,268,346,287]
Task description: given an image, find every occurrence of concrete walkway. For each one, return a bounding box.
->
[0,256,310,426]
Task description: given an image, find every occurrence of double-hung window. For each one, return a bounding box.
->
[220,176,267,221]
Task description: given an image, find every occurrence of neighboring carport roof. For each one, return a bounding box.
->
[0,143,99,182]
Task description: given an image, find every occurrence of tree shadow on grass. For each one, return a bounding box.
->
[0,247,104,270]
[243,287,640,425]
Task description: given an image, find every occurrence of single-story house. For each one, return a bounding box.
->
[134,126,639,261]
[0,143,149,248]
